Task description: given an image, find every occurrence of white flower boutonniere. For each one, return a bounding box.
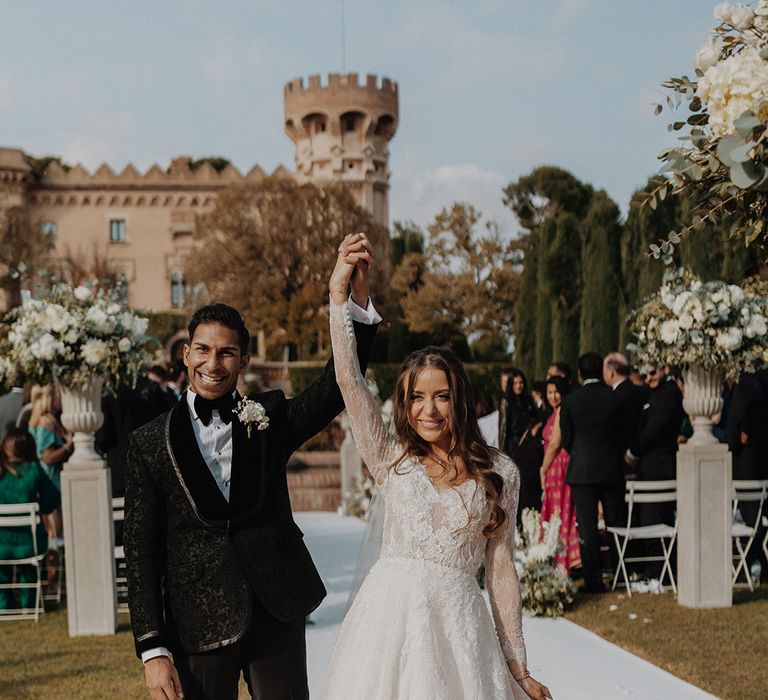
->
[234,397,269,438]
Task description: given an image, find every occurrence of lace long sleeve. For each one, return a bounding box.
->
[485,456,527,667]
[330,298,398,483]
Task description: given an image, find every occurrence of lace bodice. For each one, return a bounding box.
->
[330,299,527,666]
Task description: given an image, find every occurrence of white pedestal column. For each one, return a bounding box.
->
[676,441,732,608]
[339,412,362,516]
[59,376,117,636]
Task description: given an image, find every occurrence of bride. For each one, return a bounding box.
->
[321,233,552,700]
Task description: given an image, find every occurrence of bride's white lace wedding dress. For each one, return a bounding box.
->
[321,300,528,700]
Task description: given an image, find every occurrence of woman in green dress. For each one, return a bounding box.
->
[0,427,61,609]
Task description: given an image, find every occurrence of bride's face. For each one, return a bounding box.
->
[408,367,452,451]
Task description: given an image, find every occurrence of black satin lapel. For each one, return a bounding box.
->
[169,396,231,520]
[229,409,263,516]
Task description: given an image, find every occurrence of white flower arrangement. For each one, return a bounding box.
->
[648,0,768,254]
[0,282,152,392]
[234,396,269,438]
[628,268,768,375]
[514,508,576,617]
[347,472,375,520]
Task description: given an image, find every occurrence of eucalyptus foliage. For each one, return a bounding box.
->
[646,1,768,254]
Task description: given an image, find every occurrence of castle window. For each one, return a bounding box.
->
[110,219,126,243]
[171,272,187,307]
[41,221,57,243]
[343,115,356,132]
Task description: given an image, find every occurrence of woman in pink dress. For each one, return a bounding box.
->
[539,377,581,573]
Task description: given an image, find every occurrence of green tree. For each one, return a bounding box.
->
[393,203,520,361]
[503,165,593,232]
[534,218,557,377]
[512,232,539,377]
[580,192,623,355]
[0,198,54,308]
[185,177,388,359]
[545,213,582,372]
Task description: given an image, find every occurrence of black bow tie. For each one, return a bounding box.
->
[194,393,235,426]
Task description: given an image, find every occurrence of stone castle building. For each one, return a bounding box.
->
[0,73,398,313]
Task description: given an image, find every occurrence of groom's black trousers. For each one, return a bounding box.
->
[173,596,308,700]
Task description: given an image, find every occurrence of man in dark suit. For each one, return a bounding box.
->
[560,352,628,592]
[625,367,684,577]
[603,352,649,450]
[125,234,378,700]
[726,369,768,580]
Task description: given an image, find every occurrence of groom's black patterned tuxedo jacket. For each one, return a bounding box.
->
[124,320,377,657]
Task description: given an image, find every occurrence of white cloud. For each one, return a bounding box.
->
[390,155,518,234]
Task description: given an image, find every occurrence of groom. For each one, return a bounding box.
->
[125,234,378,700]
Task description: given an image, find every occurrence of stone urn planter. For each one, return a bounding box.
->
[59,376,105,466]
[682,365,724,446]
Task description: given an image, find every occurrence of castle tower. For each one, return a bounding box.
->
[284,73,398,228]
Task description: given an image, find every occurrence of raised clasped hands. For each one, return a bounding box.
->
[329,232,374,308]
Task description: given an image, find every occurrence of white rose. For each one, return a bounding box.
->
[106,303,122,315]
[714,1,732,23]
[33,333,59,361]
[745,314,767,338]
[715,327,743,350]
[81,338,109,365]
[63,329,80,344]
[672,291,694,316]
[659,320,681,345]
[730,4,755,30]
[678,313,694,330]
[727,285,745,306]
[693,38,720,73]
[118,337,132,353]
[85,306,115,334]
[697,47,768,137]
[73,286,92,301]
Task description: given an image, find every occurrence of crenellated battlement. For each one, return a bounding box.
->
[285,72,397,97]
[30,156,282,189]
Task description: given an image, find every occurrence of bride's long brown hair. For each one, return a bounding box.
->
[390,346,507,536]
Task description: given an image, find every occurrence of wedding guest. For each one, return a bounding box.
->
[146,364,168,389]
[547,362,573,387]
[0,381,24,442]
[499,366,515,395]
[0,427,60,609]
[531,380,547,416]
[603,352,649,449]
[726,369,768,580]
[27,385,72,493]
[499,368,543,518]
[560,352,627,593]
[626,364,684,579]
[164,359,188,405]
[539,376,581,573]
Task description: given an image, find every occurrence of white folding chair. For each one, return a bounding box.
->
[607,480,677,596]
[731,480,768,591]
[0,502,46,622]
[762,515,768,569]
[113,497,129,613]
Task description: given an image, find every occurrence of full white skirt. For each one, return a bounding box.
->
[321,556,527,700]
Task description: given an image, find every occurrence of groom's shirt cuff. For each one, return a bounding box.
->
[141,647,170,663]
[348,295,382,325]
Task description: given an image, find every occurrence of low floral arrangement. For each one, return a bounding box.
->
[627,268,768,374]
[0,283,152,392]
[514,508,575,617]
[347,473,375,520]
[645,1,768,255]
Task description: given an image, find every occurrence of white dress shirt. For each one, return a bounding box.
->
[141,296,379,664]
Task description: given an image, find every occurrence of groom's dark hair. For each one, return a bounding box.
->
[188,303,250,355]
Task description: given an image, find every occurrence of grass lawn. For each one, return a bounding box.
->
[0,612,251,699]
[565,585,768,700]
[1,590,766,699]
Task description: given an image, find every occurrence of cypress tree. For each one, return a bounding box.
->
[580,192,623,356]
[513,232,539,378]
[534,218,557,377]
[544,213,582,373]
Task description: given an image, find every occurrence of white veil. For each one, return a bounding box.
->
[345,482,385,612]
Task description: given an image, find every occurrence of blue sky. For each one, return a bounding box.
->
[0,1,715,234]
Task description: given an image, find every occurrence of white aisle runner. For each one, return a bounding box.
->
[297,511,718,700]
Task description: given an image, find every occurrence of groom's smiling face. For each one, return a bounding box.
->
[183,322,249,400]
